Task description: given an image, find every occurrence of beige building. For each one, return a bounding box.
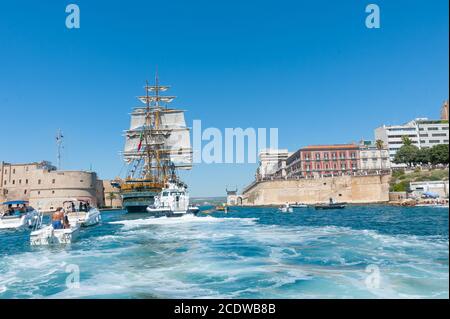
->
[256,149,290,180]
[102,180,123,208]
[359,142,391,172]
[1,161,105,212]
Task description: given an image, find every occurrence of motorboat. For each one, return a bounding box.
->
[215,204,229,213]
[291,203,308,208]
[314,203,346,210]
[30,212,80,246]
[146,181,199,217]
[314,198,347,210]
[0,200,40,230]
[63,199,101,227]
[279,203,293,213]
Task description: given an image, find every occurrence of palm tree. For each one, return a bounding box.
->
[375,139,384,150]
[401,136,413,146]
[106,192,117,208]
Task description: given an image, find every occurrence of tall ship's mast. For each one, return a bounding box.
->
[119,74,193,213]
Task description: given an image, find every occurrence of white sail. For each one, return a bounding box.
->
[159,110,186,128]
[138,96,176,104]
[130,112,147,130]
[163,128,192,169]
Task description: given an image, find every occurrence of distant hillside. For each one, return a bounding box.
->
[191,197,227,206]
[390,168,449,192]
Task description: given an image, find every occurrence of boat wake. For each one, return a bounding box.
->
[0,213,448,299]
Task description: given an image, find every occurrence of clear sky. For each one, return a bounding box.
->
[0,0,448,196]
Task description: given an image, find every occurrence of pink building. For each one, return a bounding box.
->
[286,144,360,178]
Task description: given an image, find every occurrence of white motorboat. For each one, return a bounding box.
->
[30,212,80,246]
[30,224,80,246]
[279,203,293,213]
[146,181,199,217]
[63,199,101,227]
[0,200,40,230]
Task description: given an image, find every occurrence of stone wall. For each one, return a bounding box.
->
[241,175,390,206]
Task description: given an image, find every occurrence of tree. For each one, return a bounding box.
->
[429,144,449,165]
[401,136,413,146]
[106,192,117,207]
[375,139,384,150]
[394,144,419,166]
[416,148,431,165]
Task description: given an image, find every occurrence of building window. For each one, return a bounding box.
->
[12,180,15,185]
[25,179,28,184]
[52,179,56,184]
[37,191,41,195]
[52,191,55,194]
[12,169,15,174]
[18,179,21,184]
[24,190,27,194]
[80,180,84,183]
[38,179,41,185]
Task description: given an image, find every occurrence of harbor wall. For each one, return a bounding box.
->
[241,175,390,206]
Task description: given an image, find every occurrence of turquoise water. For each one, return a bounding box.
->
[0,206,448,298]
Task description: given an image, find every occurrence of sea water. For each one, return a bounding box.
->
[0,206,448,298]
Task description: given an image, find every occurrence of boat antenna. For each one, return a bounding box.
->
[56,129,64,170]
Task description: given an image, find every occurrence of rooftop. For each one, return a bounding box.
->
[302,144,359,151]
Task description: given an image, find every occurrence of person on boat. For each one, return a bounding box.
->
[78,202,83,212]
[71,202,76,212]
[63,213,70,229]
[52,208,65,229]
[6,204,15,216]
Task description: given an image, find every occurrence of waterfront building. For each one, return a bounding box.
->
[410,180,449,198]
[359,141,391,172]
[102,180,123,208]
[0,161,104,212]
[375,118,449,161]
[226,187,242,206]
[256,149,290,180]
[441,100,449,121]
[375,101,449,163]
[285,144,360,178]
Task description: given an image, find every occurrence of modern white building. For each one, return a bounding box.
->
[410,180,449,198]
[256,149,290,180]
[375,118,449,161]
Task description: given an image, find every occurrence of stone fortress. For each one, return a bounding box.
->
[0,161,122,212]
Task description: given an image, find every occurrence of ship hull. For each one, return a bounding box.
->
[121,191,157,213]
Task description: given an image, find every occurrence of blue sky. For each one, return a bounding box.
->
[0,0,448,196]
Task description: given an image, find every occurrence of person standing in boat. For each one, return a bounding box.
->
[52,208,64,229]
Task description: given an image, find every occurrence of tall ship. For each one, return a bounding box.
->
[118,74,197,216]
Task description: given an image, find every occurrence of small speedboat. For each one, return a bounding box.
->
[215,205,229,213]
[314,203,346,210]
[291,203,308,208]
[30,224,80,246]
[279,203,293,213]
[63,199,101,227]
[30,211,80,246]
[0,200,40,230]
